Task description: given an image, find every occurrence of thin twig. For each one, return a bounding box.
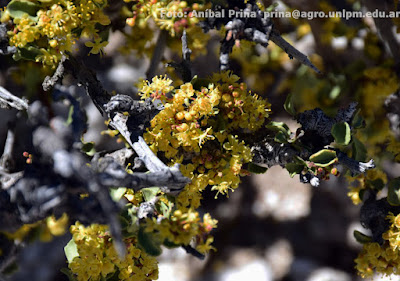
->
[146,30,168,80]
[270,29,321,74]
[0,23,16,55]
[363,0,400,68]
[0,121,16,172]
[0,87,28,111]
[166,30,193,82]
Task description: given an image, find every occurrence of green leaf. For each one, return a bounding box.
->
[7,0,40,20]
[284,92,296,116]
[353,230,372,244]
[105,270,121,281]
[81,141,96,156]
[331,122,351,146]
[60,268,78,281]
[120,204,139,236]
[388,177,400,206]
[309,149,337,167]
[137,227,162,256]
[329,85,341,100]
[366,179,385,191]
[285,163,304,177]
[266,2,279,12]
[157,201,172,217]
[352,137,367,162]
[163,239,180,249]
[12,46,42,61]
[66,105,74,125]
[64,239,79,263]
[266,121,291,137]
[352,109,365,129]
[358,188,366,202]
[247,163,268,174]
[274,131,288,143]
[110,187,126,202]
[141,187,160,202]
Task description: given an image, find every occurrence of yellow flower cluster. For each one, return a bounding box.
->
[346,66,399,204]
[140,71,271,209]
[3,0,110,66]
[145,209,217,253]
[69,222,158,281]
[361,67,399,119]
[122,0,210,57]
[3,213,68,242]
[355,212,400,277]
[124,0,208,37]
[346,169,387,205]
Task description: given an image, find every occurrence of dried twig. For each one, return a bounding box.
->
[146,30,168,80]
[0,23,16,55]
[200,1,320,73]
[270,29,321,74]
[363,0,400,68]
[0,121,16,172]
[0,87,28,111]
[166,30,193,82]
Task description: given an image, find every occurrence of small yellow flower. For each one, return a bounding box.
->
[85,38,108,56]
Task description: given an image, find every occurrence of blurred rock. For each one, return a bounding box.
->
[217,259,272,281]
[290,258,319,281]
[251,166,311,221]
[158,247,207,281]
[158,262,191,281]
[365,274,400,281]
[346,221,367,249]
[307,268,351,281]
[264,239,293,280]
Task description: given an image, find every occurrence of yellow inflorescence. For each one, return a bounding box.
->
[122,0,211,57]
[346,169,388,205]
[355,212,400,277]
[145,209,217,253]
[3,213,69,242]
[69,222,159,281]
[124,0,209,37]
[140,71,271,209]
[3,0,110,66]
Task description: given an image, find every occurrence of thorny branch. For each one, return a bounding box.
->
[251,103,374,186]
[166,30,193,82]
[0,52,191,269]
[199,1,320,73]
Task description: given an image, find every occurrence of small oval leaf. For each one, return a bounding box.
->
[352,137,367,162]
[284,92,296,116]
[110,187,126,202]
[309,149,337,167]
[248,163,268,174]
[353,230,372,244]
[138,227,162,256]
[331,122,351,146]
[64,239,79,263]
[7,0,40,20]
[388,177,400,206]
[12,46,42,61]
[266,121,291,137]
[141,187,160,202]
[285,163,305,177]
